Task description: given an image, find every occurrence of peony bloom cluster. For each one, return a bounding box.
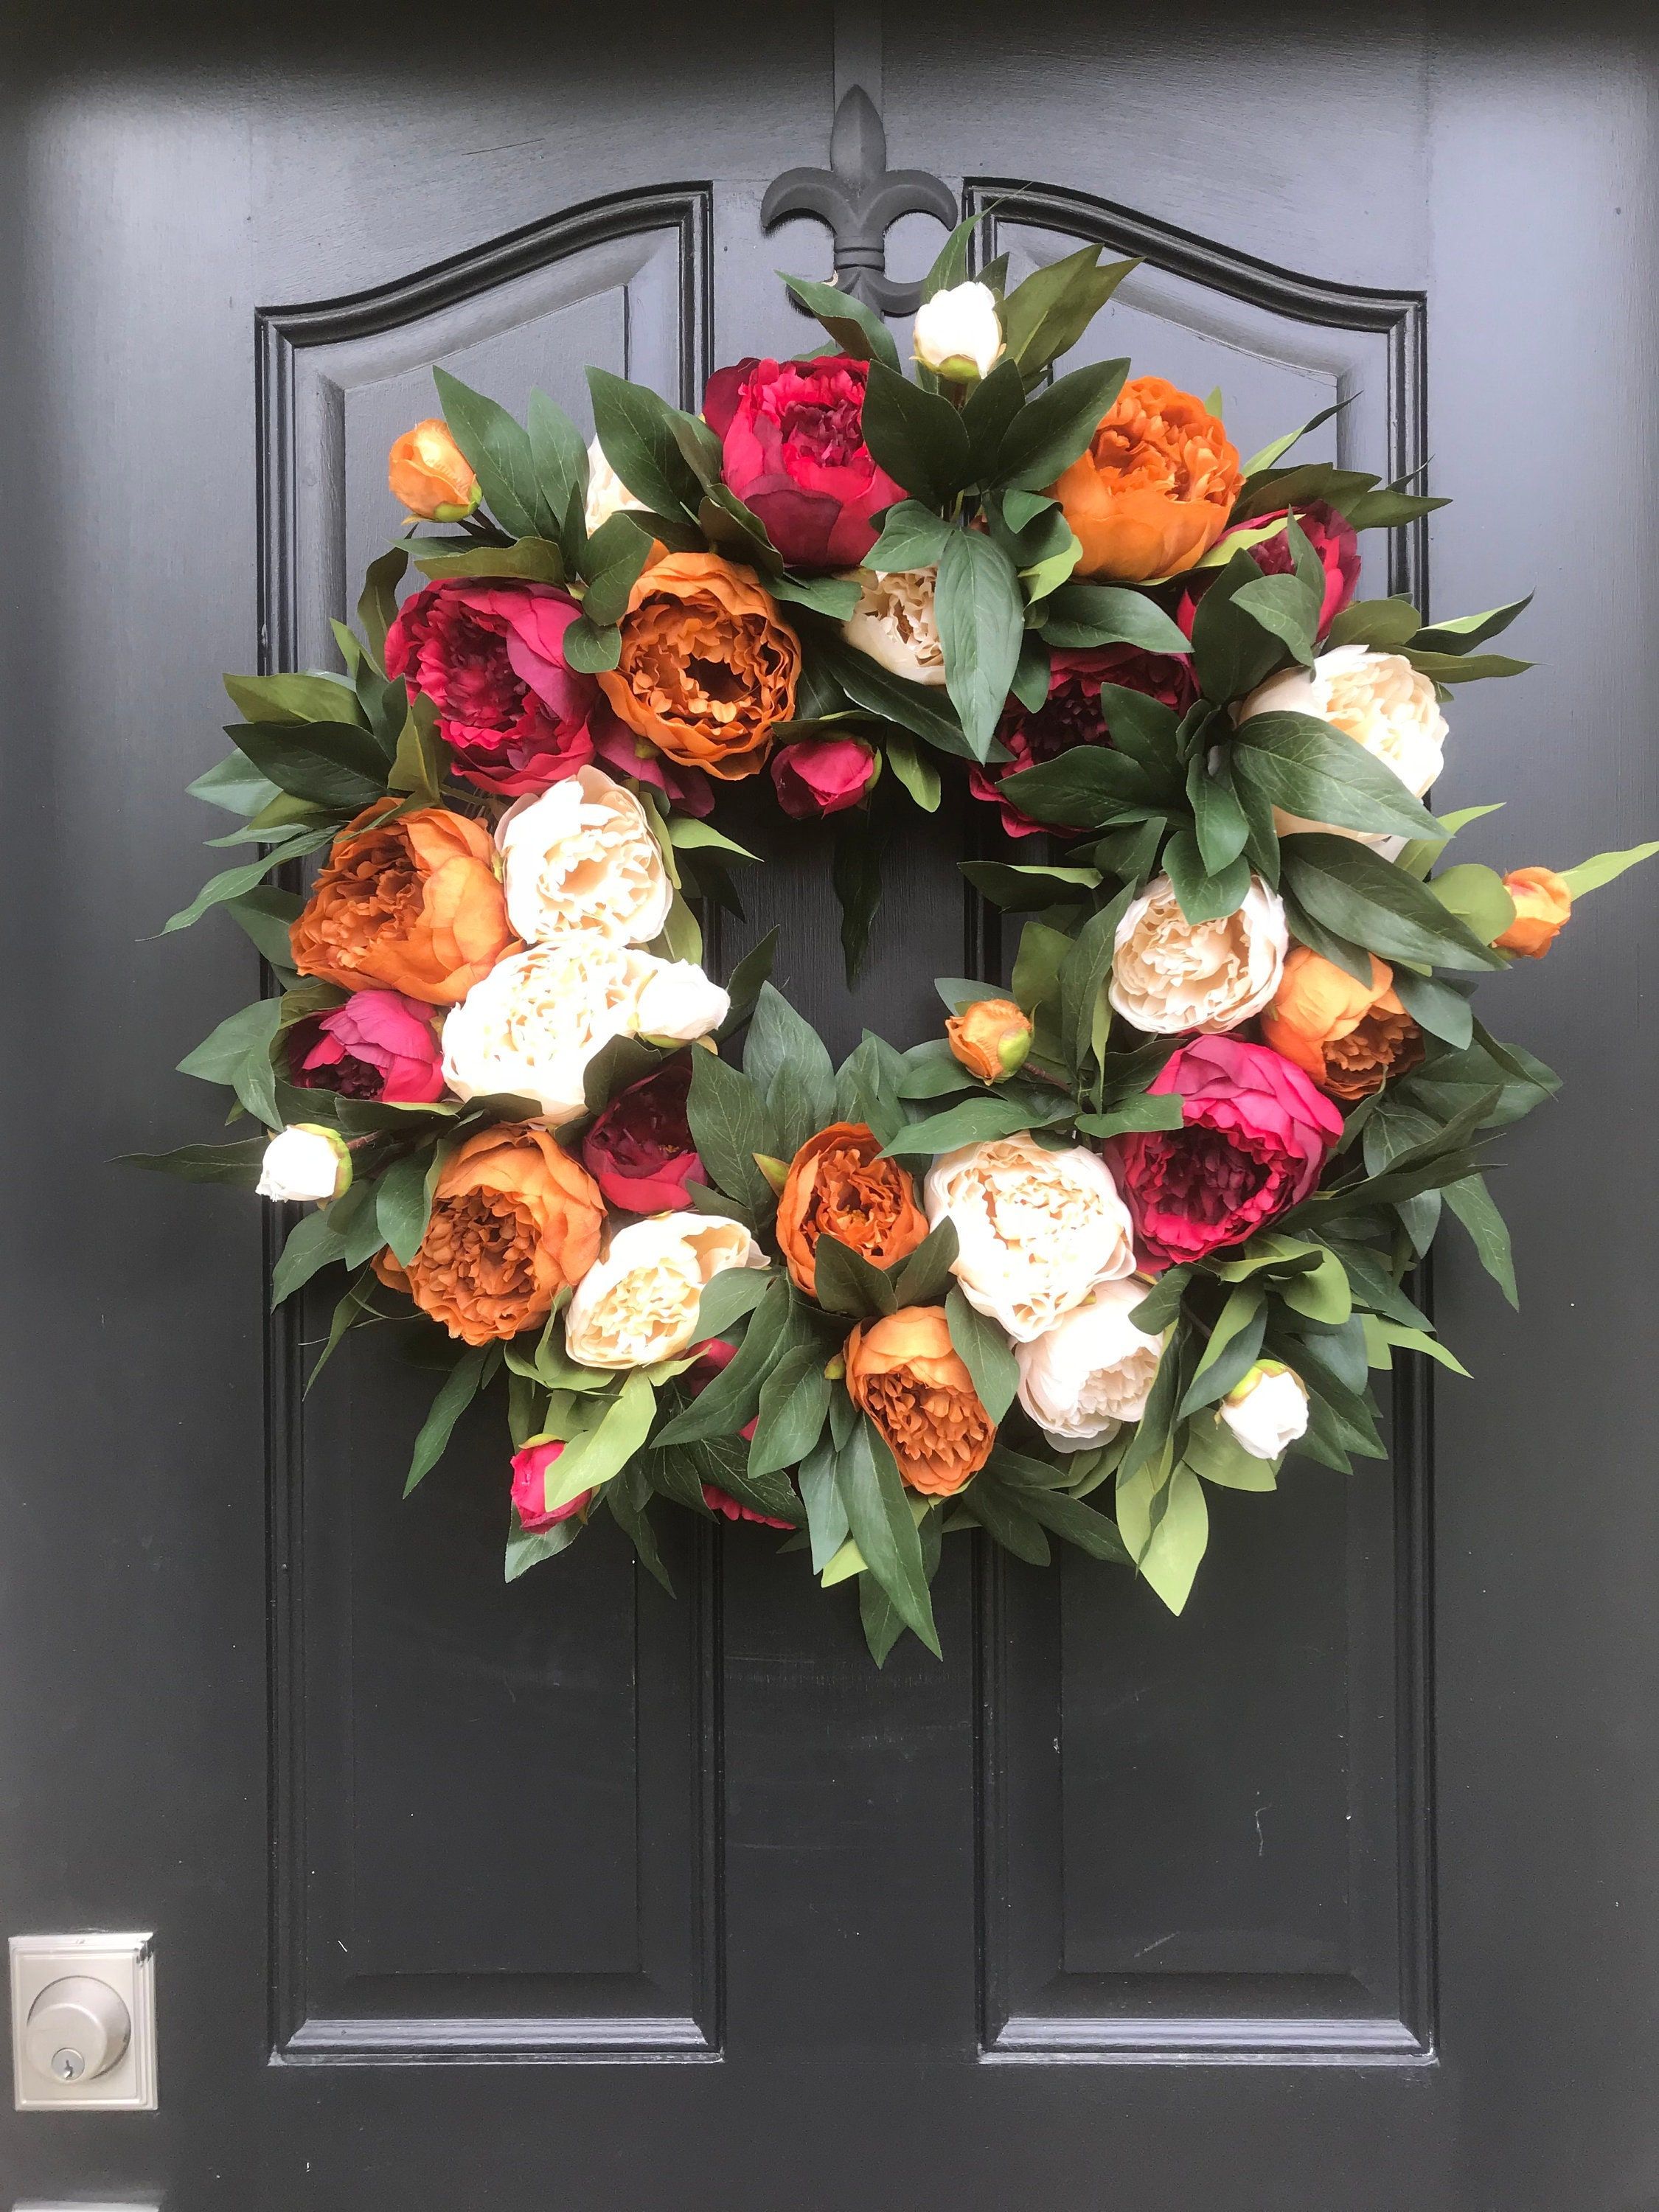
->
[1240,644,1447,849]
[925,1133,1137,1341]
[564,1211,765,1369]
[844,567,947,686]
[1052,375,1242,583]
[1109,873,1287,1036]
[972,644,1195,836]
[1015,1277,1163,1451]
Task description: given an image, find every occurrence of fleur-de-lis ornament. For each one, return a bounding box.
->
[762,86,957,317]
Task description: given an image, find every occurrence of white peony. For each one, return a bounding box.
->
[496,764,672,948]
[257,1124,351,1203]
[1238,644,1447,850]
[1219,1360,1310,1459]
[1015,1276,1164,1450]
[924,1132,1136,1344]
[564,1212,767,1369]
[442,939,723,1126]
[911,279,1004,383]
[584,437,650,538]
[843,566,947,685]
[1109,871,1287,1036]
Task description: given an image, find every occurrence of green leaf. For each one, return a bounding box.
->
[996,744,1155,832]
[960,860,1099,911]
[358,546,408,666]
[270,1206,349,1309]
[1074,1093,1184,1140]
[228,719,386,813]
[431,366,552,541]
[544,1371,658,1511]
[1281,834,1506,971]
[748,1345,832,1477]
[961,358,1028,480]
[225,671,361,727]
[177,996,280,1088]
[860,361,973,507]
[865,500,953,573]
[884,727,942,812]
[375,1149,435,1267]
[403,1346,493,1495]
[834,1420,940,1656]
[769,571,862,620]
[686,1049,779,1217]
[1183,1416,1280,1491]
[1323,596,1423,651]
[1427,863,1517,946]
[959,1478,1051,1566]
[935,529,1023,764]
[1232,709,1441,841]
[1001,246,1136,377]
[563,613,622,675]
[585,366,704,520]
[653,1280,793,1447]
[1363,1316,1471,1377]
[1239,399,1348,478]
[1443,1172,1517,1307]
[1187,752,1252,875]
[689,1261,773,1348]
[799,1436,851,1572]
[580,510,654,625]
[992,357,1130,489]
[1127,1461,1209,1615]
[1395,800,1506,880]
[779,272,902,371]
[891,1218,959,1306]
[1177,1284,1266,1416]
[1013,1484,1133,1563]
[1401,647,1531,684]
[119,1135,269,1186]
[223,886,302,974]
[813,1232,901,1321]
[187,754,284,818]
[812,633,978,760]
[1038,580,1190,654]
[1279,1248,1352,1325]
[945,1286,1018,1421]
[882,1091,1061,1158]
[1129,1266,1194,1333]
[742,982,835,1133]
[831,805,891,984]
[1559,841,1659,898]
[717,926,780,1035]
[413,537,566,585]
[1389,968,1473,1048]
[1164,831,1250,925]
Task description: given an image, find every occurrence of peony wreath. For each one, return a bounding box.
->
[136,226,1658,1661]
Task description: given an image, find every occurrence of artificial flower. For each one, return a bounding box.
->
[633,960,729,1040]
[591,721,714,819]
[843,566,947,686]
[702,1483,793,1528]
[511,1439,592,1532]
[387,419,479,521]
[775,1122,928,1298]
[925,1133,1136,1343]
[945,998,1032,1082]
[769,736,877,819]
[563,1211,765,1369]
[844,1306,994,1495]
[703,354,905,570]
[970,645,1195,837]
[597,552,799,781]
[583,436,650,539]
[495,762,672,947]
[1495,866,1572,958]
[1107,1035,1343,1269]
[1108,872,1287,1035]
[1238,644,1447,846]
[384,578,607,797]
[290,804,517,1006]
[1014,1276,1164,1450]
[1051,375,1242,582]
[580,1058,703,1214]
[1218,1360,1310,1458]
[1177,501,1359,636]
[288,990,445,1104]
[1260,946,1423,1099]
[374,1121,603,1345]
[257,1124,351,1203]
[911,280,1004,382]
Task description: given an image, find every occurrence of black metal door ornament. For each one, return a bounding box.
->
[762,86,956,315]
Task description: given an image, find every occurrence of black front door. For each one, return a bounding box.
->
[5,6,1657,2206]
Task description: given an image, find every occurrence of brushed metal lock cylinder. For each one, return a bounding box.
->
[10,1933,157,2112]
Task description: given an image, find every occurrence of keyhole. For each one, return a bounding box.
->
[52,2047,86,2081]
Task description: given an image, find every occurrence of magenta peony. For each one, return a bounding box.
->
[701,1481,791,1528]
[702,355,905,570]
[770,735,877,819]
[289,989,445,1103]
[385,578,608,796]
[970,645,1197,838]
[580,1058,705,1215]
[1107,1035,1343,1270]
[510,1439,593,1533]
[1177,501,1360,638]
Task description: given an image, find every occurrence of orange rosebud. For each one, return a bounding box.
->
[1495,866,1572,959]
[597,552,799,780]
[290,804,518,1005]
[388,418,480,522]
[1050,375,1242,583]
[776,1121,928,1298]
[374,1121,602,1346]
[1260,945,1424,1102]
[946,998,1033,1082]
[844,1306,995,1496]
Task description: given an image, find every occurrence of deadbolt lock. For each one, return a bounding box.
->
[10,1934,157,2112]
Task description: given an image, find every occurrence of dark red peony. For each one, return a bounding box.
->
[1107,1035,1343,1270]
[580,1058,704,1215]
[1176,501,1360,638]
[703,355,905,570]
[288,989,445,1103]
[970,645,1197,838]
[770,734,877,819]
[385,578,608,796]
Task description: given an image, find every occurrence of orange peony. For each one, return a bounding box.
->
[1261,945,1424,1102]
[1051,375,1242,582]
[1495,866,1572,959]
[776,1122,928,1297]
[946,998,1033,1083]
[844,1306,994,1496]
[373,1122,602,1346]
[597,552,799,780]
[291,805,518,1006]
[387,419,480,521]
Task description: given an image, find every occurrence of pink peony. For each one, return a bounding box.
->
[289,989,445,1103]
[770,735,877,819]
[703,355,905,570]
[580,1059,704,1215]
[510,1439,592,1533]
[700,1481,791,1528]
[970,645,1197,838]
[385,578,606,796]
[1107,1035,1343,1270]
[1177,501,1360,638]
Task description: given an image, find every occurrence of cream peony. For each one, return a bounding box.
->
[843,567,947,686]
[442,940,723,1126]
[1015,1276,1164,1450]
[584,437,650,539]
[564,1211,767,1369]
[1219,1360,1310,1459]
[1238,644,1447,848]
[257,1123,351,1203]
[1109,871,1287,1035]
[912,280,1004,383]
[924,1132,1136,1343]
[496,764,672,948]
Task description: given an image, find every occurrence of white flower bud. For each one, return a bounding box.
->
[912,280,1004,383]
[634,960,729,1043]
[257,1124,351,1203]
[1219,1360,1310,1459]
[584,437,650,539]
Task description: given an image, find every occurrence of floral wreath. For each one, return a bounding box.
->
[136,222,1656,1663]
